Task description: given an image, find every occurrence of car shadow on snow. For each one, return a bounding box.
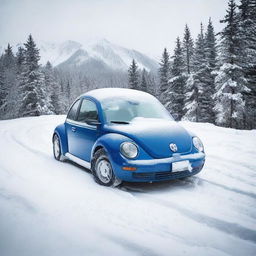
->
[119,176,203,194]
[64,159,203,193]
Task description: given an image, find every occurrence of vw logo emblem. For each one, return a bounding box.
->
[170,143,178,152]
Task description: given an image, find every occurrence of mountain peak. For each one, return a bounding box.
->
[0,39,158,71]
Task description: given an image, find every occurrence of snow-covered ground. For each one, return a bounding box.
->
[0,115,255,256]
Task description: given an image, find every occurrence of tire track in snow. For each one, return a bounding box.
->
[199,177,256,200]
[10,132,49,157]
[126,191,256,244]
[208,155,256,177]
[0,188,37,213]
[104,233,160,256]
[1,120,53,159]
[122,175,256,200]
[207,166,256,188]
[178,175,256,200]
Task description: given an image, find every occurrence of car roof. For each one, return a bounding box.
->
[81,88,154,102]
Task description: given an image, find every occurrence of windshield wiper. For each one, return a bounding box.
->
[110,121,130,124]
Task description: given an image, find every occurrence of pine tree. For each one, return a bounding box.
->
[168,37,186,120]
[183,26,203,122]
[182,24,194,75]
[44,61,61,114]
[202,18,217,123]
[182,24,198,122]
[24,35,40,72]
[214,0,249,128]
[205,18,217,70]
[66,79,71,106]
[159,48,170,105]
[140,69,148,92]
[183,23,216,123]
[15,46,27,117]
[2,44,15,69]
[238,0,256,128]
[16,46,26,73]
[128,59,139,90]
[194,23,215,123]
[146,73,157,97]
[19,34,50,116]
[0,61,7,117]
[1,44,18,119]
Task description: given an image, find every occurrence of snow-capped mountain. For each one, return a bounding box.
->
[50,39,158,71]
[1,39,158,72]
[39,40,82,66]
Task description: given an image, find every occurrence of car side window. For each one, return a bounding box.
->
[77,99,98,123]
[67,100,80,120]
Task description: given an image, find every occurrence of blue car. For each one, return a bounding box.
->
[53,88,205,186]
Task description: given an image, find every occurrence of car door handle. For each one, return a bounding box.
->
[71,127,76,132]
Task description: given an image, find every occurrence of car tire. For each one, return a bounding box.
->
[91,148,121,187]
[53,134,62,161]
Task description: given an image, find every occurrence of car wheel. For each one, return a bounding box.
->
[91,148,121,187]
[53,134,62,161]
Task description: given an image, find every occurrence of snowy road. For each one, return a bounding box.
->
[0,115,255,256]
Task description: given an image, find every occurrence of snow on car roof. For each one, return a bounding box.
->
[82,88,155,101]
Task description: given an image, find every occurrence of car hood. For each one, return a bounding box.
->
[104,118,192,158]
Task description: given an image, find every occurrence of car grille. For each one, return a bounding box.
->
[132,165,202,181]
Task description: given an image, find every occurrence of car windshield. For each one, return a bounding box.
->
[101,96,173,123]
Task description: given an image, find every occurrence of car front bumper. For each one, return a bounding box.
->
[111,152,205,182]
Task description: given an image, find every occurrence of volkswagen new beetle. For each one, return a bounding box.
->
[53,88,205,186]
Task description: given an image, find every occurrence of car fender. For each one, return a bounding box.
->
[91,132,152,165]
[53,123,68,155]
[91,133,131,159]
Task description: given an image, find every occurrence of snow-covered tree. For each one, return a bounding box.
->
[182,24,194,75]
[183,23,216,123]
[182,24,199,122]
[214,0,249,128]
[0,61,7,117]
[159,48,170,105]
[66,79,71,106]
[183,24,206,122]
[2,44,15,68]
[0,44,18,118]
[19,35,52,116]
[43,61,61,114]
[16,46,26,73]
[203,18,217,123]
[145,72,157,97]
[238,0,256,128]
[128,59,139,90]
[168,37,186,120]
[140,69,148,92]
[205,19,217,71]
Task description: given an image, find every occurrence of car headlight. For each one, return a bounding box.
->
[193,137,204,152]
[120,142,138,158]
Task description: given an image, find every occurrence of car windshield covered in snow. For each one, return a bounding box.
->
[101,96,173,123]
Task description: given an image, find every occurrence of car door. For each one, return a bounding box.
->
[66,99,81,157]
[66,98,101,162]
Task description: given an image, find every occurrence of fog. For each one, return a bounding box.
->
[0,0,227,57]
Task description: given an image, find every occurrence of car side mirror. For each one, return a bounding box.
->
[85,119,101,126]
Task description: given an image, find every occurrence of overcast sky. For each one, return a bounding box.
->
[0,0,228,58]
